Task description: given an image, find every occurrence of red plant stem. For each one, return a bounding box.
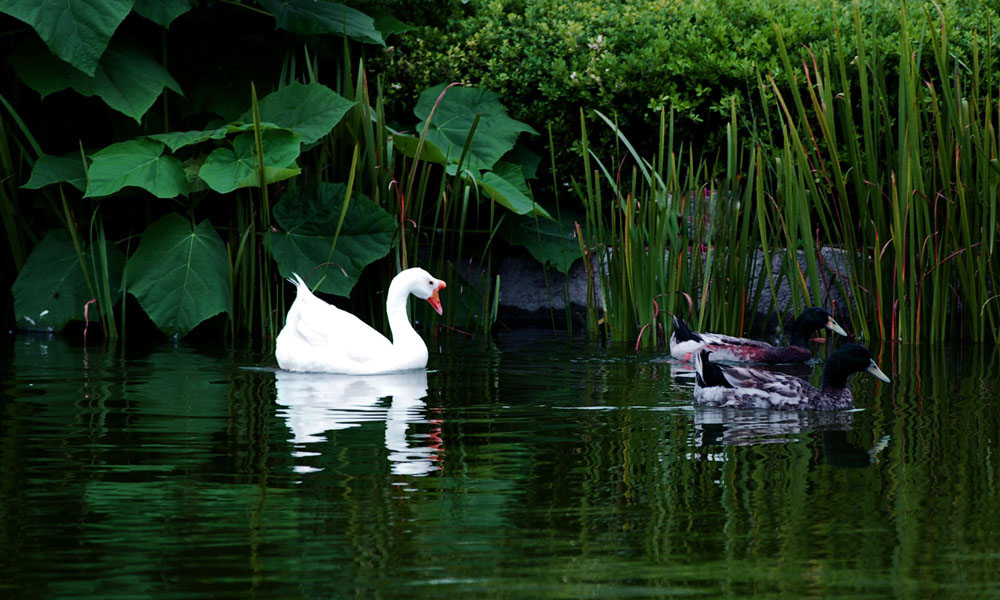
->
[83,299,97,345]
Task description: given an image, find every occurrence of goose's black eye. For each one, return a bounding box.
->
[428,280,433,285]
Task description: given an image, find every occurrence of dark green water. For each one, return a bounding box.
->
[2,332,998,599]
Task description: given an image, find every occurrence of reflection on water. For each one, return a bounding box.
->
[1,332,999,599]
[693,405,856,445]
[273,369,440,476]
[692,406,894,468]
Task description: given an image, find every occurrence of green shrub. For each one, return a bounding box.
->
[378,0,1000,183]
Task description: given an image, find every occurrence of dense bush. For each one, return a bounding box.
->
[0,1,543,341]
[379,0,1000,175]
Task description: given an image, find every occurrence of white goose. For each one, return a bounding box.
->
[275,267,446,374]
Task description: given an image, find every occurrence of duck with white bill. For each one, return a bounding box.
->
[693,343,890,410]
[671,307,848,364]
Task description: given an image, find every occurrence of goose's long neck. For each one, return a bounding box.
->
[385,278,422,347]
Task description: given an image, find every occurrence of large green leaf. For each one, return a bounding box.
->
[373,13,414,39]
[148,126,231,152]
[125,214,231,338]
[12,230,124,332]
[0,0,133,76]
[198,128,301,194]
[10,38,183,122]
[390,132,450,165]
[240,83,356,145]
[132,0,192,28]
[22,154,87,192]
[475,162,551,218]
[258,0,383,45]
[267,182,395,296]
[503,143,542,179]
[413,84,538,172]
[500,212,582,274]
[149,122,278,152]
[85,139,188,198]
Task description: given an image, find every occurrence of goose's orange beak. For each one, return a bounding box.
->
[427,281,446,315]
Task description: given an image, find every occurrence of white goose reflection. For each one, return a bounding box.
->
[274,369,440,476]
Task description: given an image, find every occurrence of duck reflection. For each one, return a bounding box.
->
[668,359,698,384]
[274,369,440,476]
[692,407,889,467]
[694,406,855,446]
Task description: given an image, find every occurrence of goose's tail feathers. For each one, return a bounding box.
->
[287,272,308,291]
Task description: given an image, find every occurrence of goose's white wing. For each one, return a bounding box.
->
[276,287,394,373]
[289,292,393,361]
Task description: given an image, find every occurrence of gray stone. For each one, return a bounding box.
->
[492,246,859,334]
[494,251,595,327]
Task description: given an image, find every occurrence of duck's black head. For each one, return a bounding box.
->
[822,343,891,389]
[789,307,847,347]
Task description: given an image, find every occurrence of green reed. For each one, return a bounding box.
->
[764,1,999,342]
[575,104,771,348]
[579,0,999,346]
[87,212,118,340]
[226,82,280,346]
[315,61,501,339]
[1,93,126,340]
[0,94,30,272]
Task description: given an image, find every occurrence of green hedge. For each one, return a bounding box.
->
[378,0,1000,174]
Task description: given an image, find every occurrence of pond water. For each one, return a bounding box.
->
[1,331,998,599]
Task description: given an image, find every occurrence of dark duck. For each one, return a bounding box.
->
[693,343,890,410]
[670,307,848,364]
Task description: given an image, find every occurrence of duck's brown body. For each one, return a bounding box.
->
[670,308,847,364]
[693,344,890,411]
